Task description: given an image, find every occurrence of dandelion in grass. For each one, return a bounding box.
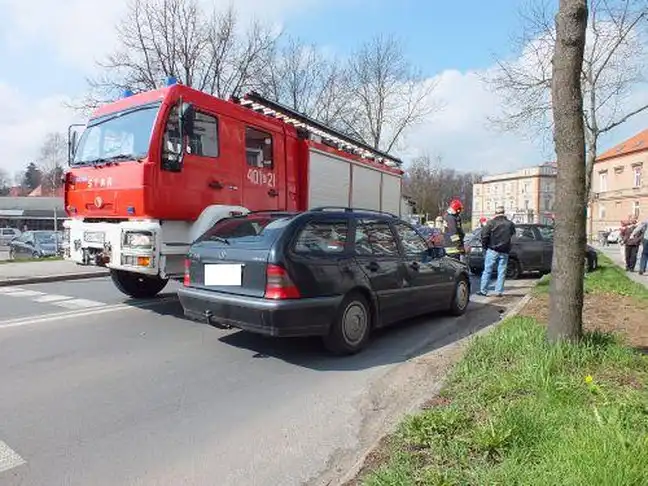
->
[585,375,593,384]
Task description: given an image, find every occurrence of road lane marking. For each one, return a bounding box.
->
[3,290,46,298]
[54,298,106,309]
[0,440,25,473]
[33,294,74,303]
[0,287,26,294]
[0,296,179,329]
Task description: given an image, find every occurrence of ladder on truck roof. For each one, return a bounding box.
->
[231,91,403,168]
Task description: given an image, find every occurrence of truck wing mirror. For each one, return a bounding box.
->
[67,123,85,165]
[180,102,195,137]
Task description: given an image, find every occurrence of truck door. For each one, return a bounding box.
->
[158,105,243,219]
[241,125,283,211]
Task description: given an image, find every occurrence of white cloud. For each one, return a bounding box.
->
[0,83,80,176]
[0,0,326,72]
[399,69,553,173]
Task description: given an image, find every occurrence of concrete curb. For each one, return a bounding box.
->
[336,291,535,486]
[0,271,109,287]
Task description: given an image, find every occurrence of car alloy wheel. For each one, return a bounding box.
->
[450,276,470,316]
[341,301,369,346]
[324,292,372,355]
[455,279,469,311]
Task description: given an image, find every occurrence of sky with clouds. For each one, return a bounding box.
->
[1,0,647,179]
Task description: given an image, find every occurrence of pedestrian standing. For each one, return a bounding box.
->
[622,217,640,271]
[478,206,516,297]
[629,218,647,275]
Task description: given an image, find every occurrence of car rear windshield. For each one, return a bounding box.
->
[196,214,293,246]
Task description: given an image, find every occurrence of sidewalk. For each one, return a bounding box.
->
[595,244,647,288]
[0,259,109,286]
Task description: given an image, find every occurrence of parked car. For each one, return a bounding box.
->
[0,227,21,246]
[9,230,63,259]
[178,208,471,355]
[466,224,598,279]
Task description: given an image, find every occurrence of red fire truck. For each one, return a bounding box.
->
[63,80,405,298]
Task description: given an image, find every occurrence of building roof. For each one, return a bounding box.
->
[598,128,648,161]
[0,197,65,217]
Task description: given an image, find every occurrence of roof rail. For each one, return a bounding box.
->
[231,91,403,168]
[309,206,399,218]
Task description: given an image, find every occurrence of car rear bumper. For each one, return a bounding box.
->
[177,287,342,337]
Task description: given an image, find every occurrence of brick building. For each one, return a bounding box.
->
[589,128,648,236]
[471,163,557,228]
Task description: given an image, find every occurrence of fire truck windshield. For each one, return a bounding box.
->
[73,102,161,166]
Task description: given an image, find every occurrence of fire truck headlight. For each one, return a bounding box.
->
[123,231,154,249]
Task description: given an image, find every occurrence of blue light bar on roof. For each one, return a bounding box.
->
[166,76,177,86]
[123,89,134,98]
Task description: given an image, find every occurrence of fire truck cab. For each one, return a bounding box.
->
[64,81,405,298]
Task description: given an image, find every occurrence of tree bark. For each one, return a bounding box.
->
[548,0,589,343]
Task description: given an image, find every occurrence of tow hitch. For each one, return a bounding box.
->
[204,310,232,330]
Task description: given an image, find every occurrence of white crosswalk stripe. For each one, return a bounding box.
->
[53,298,106,309]
[3,290,46,298]
[0,286,107,310]
[33,294,74,303]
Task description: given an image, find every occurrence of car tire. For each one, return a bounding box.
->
[449,276,470,316]
[506,259,521,280]
[31,251,40,259]
[110,270,169,299]
[323,292,372,355]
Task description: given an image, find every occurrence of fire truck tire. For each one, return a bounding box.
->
[110,270,168,299]
[323,292,372,355]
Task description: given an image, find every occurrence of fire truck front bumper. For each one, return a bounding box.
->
[64,219,162,276]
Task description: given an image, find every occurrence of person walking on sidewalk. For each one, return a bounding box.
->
[621,217,640,271]
[629,217,648,275]
[478,206,516,297]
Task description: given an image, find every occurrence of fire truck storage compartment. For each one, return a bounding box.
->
[307,148,402,214]
[307,149,351,208]
[380,172,402,215]
[351,165,381,209]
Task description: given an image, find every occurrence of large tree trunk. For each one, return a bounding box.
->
[548,0,589,343]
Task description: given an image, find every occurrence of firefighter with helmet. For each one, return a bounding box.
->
[442,199,465,261]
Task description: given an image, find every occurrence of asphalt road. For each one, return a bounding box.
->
[0,275,536,486]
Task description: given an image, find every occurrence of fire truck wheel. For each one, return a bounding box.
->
[110,270,168,299]
[323,292,372,355]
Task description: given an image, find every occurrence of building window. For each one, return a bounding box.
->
[486,200,491,211]
[474,201,480,211]
[598,205,606,220]
[523,182,530,194]
[599,172,608,192]
[524,200,530,210]
[245,127,273,168]
[633,166,642,188]
[633,201,640,219]
[544,196,552,211]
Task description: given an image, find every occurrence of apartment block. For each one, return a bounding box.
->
[472,163,557,228]
[589,128,648,236]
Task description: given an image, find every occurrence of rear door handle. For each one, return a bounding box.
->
[365,261,380,272]
[268,188,279,197]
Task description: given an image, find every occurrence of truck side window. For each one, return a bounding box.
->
[162,106,219,165]
[245,127,273,169]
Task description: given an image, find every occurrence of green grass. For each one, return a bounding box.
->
[363,319,648,486]
[0,256,63,264]
[362,253,648,486]
[534,253,648,301]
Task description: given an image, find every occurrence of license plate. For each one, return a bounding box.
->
[84,231,105,244]
[204,263,243,286]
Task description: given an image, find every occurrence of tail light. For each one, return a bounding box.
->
[265,264,300,300]
[183,258,191,286]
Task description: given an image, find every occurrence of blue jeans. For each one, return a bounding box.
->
[480,248,509,295]
[639,242,648,274]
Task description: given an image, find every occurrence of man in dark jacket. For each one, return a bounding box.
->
[442,199,465,261]
[478,206,516,296]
